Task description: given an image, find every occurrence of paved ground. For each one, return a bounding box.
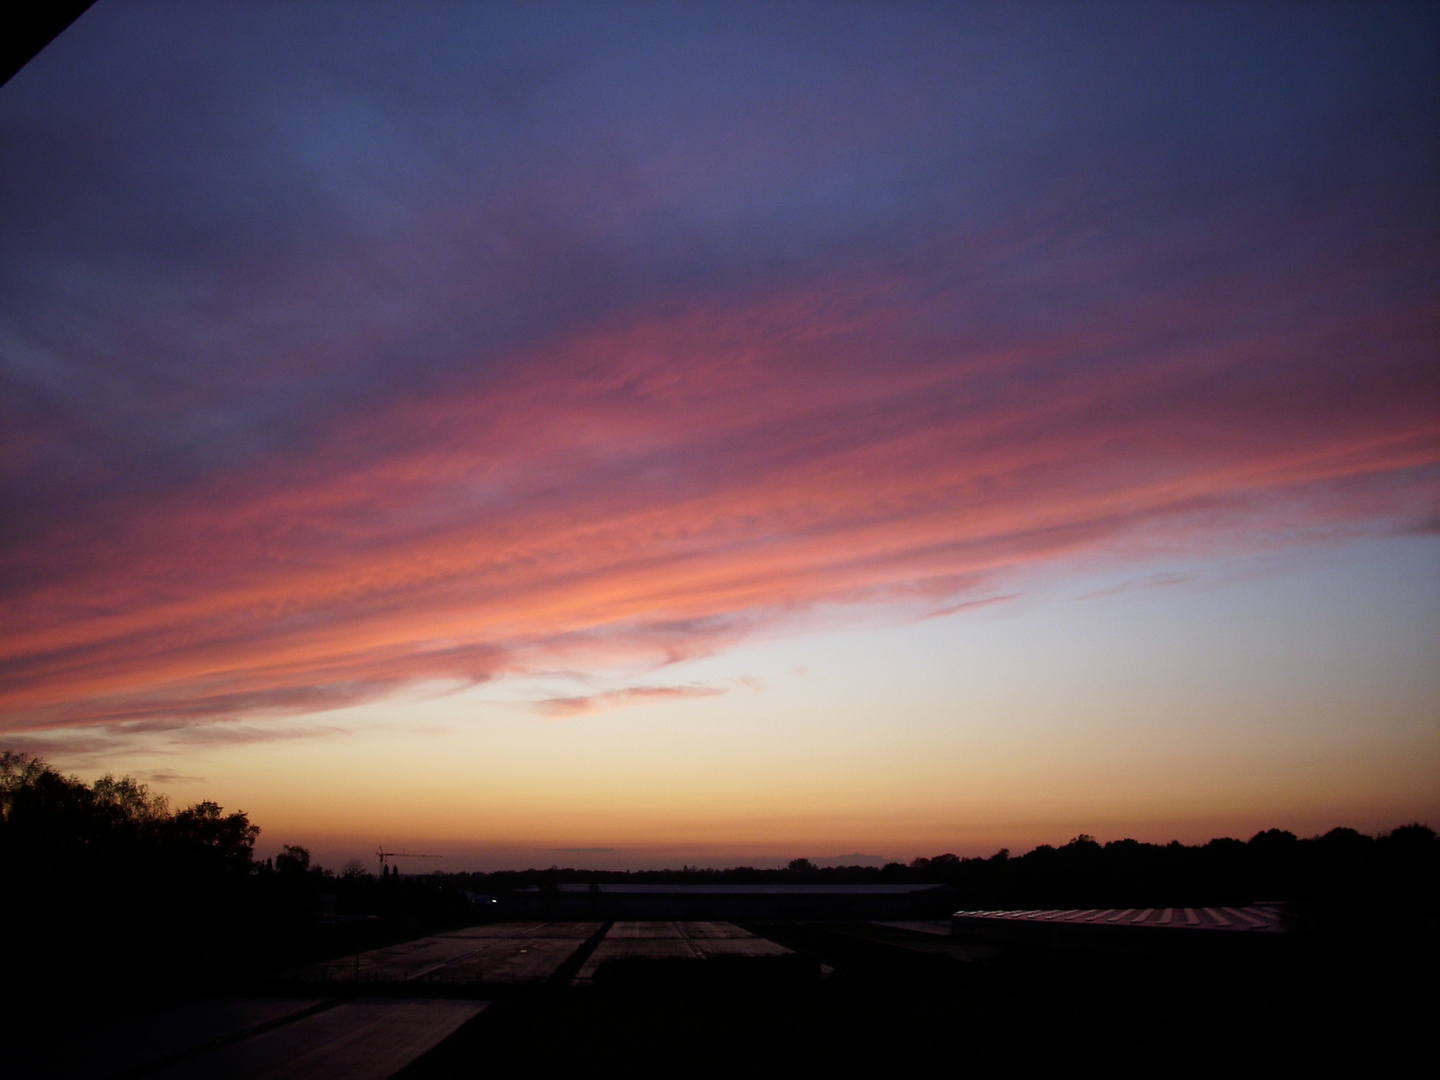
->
[24,997,484,1080]
[30,998,331,1079]
[151,999,485,1080]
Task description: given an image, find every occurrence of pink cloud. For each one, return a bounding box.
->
[0,252,1434,735]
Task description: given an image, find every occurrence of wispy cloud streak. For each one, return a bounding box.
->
[534,685,728,719]
[0,5,1434,737]
[0,716,350,771]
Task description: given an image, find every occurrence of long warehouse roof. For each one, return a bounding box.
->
[951,904,1285,932]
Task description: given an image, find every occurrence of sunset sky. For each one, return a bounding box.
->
[1,2,1436,870]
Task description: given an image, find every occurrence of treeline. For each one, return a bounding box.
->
[0,753,473,1001]
[908,826,1438,911]
[447,825,1438,915]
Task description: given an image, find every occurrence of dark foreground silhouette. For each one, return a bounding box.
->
[2,750,1435,1058]
[0,753,473,1007]
[398,947,1428,1076]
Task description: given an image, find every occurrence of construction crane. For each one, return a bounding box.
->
[376,848,443,875]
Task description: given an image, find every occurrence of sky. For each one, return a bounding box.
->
[1,2,1436,871]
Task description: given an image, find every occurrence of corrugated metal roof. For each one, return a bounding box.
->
[951,903,1286,932]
